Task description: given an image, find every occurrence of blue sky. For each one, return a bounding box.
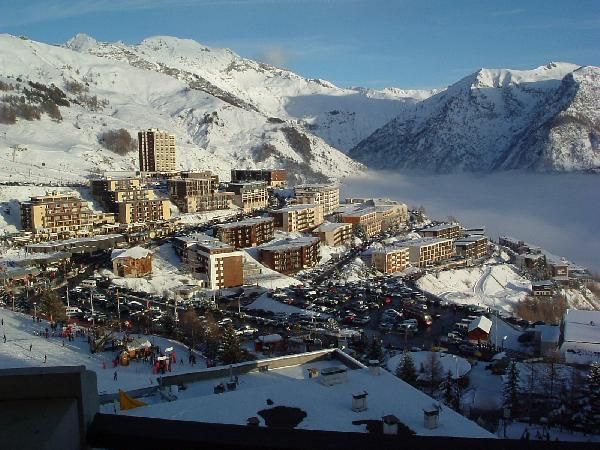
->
[1,0,598,89]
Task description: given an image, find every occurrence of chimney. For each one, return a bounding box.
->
[368,360,380,376]
[424,408,440,429]
[382,415,400,435]
[352,391,368,412]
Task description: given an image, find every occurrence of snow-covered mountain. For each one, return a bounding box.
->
[64,34,437,153]
[0,34,433,185]
[349,62,600,172]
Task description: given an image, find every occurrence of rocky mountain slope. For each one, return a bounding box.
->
[349,63,600,172]
[0,34,430,185]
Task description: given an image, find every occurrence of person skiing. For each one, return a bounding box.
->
[44,355,47,363]
[114,371,118,381]
[29,344,32,352]
[2,334,6,343]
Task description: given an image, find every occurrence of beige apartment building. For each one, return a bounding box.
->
[454,235,488,261]
[341,208,382,238]
[167,171,232,213]
[175,234,244,289]
[312,222,353,247]
[294,184,340,215]
[372,246,410,274]
[270,203,324,232]
[226,182,269,212]
[20,192,115,238]
[406,238,455,267]
[138,128,177,173]
[215,217,274,248]
[420,223,461,240]
[117,198,171,225]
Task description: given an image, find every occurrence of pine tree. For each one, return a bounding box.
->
[396,351,418,386]
[583,362,600,434]
[221,325,243,364]
[443,370,455,407]
[40,290,66,322]
[160,310,176,337]
[367,337,383,361]
[503,360,520,418]
[423,352,443,395]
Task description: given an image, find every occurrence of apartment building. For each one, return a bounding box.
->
[259,237,321,275]
[406,238,455,267]
[138,128,176,173]
[341,208,382,238]
[312,222,353,247]
[226,182,269,212]
[167,171,232,213]
[90,177,150,213]
[20,192,114,238]
[215,217,274,248]
[174,234,243,289]
[372,246,410,274]
[373,203,408,231]
[230,169,287,188]
[117,198,171,225]
[270,203,324,232]
[420,223,461,240]
[294,184,340,215]
[454,235,489,261]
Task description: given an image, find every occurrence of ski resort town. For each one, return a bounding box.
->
[1,129,599,446]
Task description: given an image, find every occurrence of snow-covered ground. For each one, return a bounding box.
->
[417,263,531,313]
[103,243,199,298]
[387,351,471,380]
[0,308,205,394]
[245,293,324,318]
[242,251,301,290]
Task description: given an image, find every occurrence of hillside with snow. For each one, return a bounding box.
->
[350,62,600,172]
[0,33,373,185]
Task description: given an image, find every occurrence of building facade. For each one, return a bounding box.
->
[270,204,324,232]
[420,224,461,240]
[226,182,269,213]
[406,238,455,267]
[20,192,114,238]
[111,247,152,278]
[294,184,340,215]
[259,237,321,275]
[117,198,171,225]
[138,129,176,173]
[167,172,232,213]
[341,208,382,238]
[371,246,410,274]
[230,169,287,188]
[453,235,488,261]
[312,222,353,247]
[215,217,274,248]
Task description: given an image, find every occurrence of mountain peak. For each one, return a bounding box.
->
[64,33,98,52]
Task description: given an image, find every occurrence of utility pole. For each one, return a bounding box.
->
[90,286,95,328]
[116,288,121,332]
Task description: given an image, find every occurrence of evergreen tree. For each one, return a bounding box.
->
[160,310,176,337]
[423,351,443,395]
[396,351,418,386]
[221,325,243,364]
[503,360,520,418]
[583,362,600,434]
[367,337,383,361]
[40,290,66,322]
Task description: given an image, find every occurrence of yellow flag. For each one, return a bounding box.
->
[119,389,147,411]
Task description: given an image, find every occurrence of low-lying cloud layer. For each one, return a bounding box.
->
[341,170,600,272]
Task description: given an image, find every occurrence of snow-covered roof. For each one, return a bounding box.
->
[468,315,493,334]
[563,309,600,344]
[124,351,493,438]
[404,237,453,248]
[257,334,283,343]
[272,203,319,213]
[215,217,273,229]
[261,237,320,252]
[420,223,459,232]
[111,246,151,260]
[454,235,487,245]
[313,222,351,232]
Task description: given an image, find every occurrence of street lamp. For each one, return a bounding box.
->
[33,302,37,321]
[502,335,508,351]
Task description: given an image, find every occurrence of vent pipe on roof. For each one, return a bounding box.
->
[352,391,368,412]
[368,360,380,376]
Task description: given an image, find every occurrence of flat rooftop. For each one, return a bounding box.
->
[273,204,319,213]
[405,237,453,247]
[216,217,273,229]
[454,235,487,245]
[314,222,351,232]
[123,352,493,438]
[420,224,459,232]
[261,237,320,251]
[563,309,600,344]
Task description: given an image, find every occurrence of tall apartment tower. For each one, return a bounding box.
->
[138,129,176,173]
